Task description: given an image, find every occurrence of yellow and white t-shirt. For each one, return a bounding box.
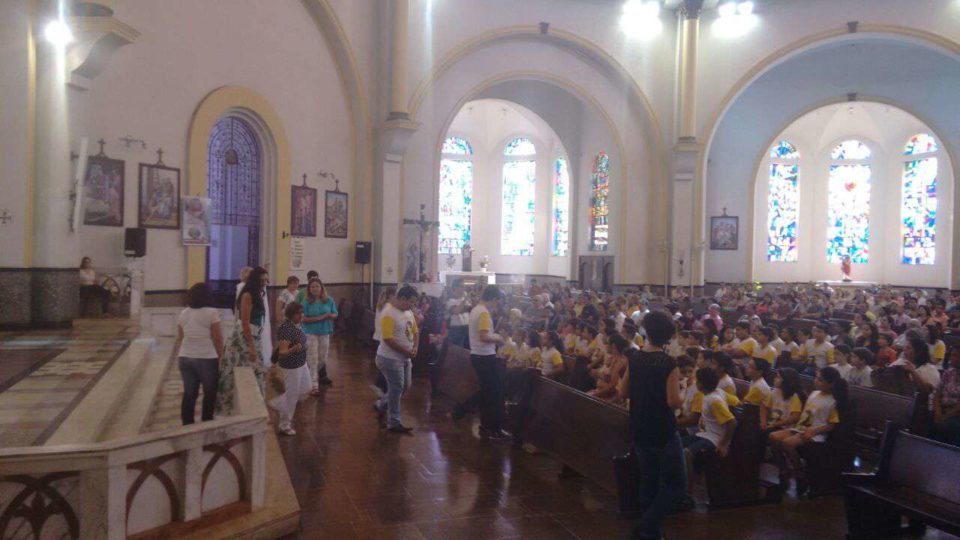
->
[784,341,800,359]
[733,337,758,358]
[469,304,496,356]
[499,338,517,360]
[930,340,946,366]
[540,347,564,377]
[563,333,578,352]
[522,345,542,369]
[743,377,772,406]
[691,388,741,414]
[800,339,835,369]
[696,389,737,446]
[718,374,737,399]
[680,381,699,419]
[376,304,418,362]
[765,388,804,422]
[770,337,786,356]
[792,390,839,442]
[753,344,777,364]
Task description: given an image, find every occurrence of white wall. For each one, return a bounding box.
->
[0,4,31,267]
[440,100,570,277]
[753,102,953,287]
[65,0,356,290]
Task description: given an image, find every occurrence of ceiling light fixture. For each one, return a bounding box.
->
[44,18,73,47]
[714,1,758,38]
[620,0,662,41]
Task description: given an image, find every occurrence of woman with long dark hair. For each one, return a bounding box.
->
[78,256,112,317]
[175,283,223,424]
[855,322,880,353]
[217,266,268,415]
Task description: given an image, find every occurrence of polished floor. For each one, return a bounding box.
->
[276,337,936,540]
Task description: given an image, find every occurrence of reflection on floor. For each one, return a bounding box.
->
[278,338,950,540]
[0,320,138,447]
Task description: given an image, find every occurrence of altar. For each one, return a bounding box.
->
[440,270,496,287]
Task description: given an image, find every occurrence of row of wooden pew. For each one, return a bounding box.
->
[431,340,937,511]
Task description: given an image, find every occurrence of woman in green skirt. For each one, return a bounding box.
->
[217,266,268,415]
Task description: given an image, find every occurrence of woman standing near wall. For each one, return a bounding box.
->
[217,266,268,415]
[373,287,397,396]
[300,279,338,394]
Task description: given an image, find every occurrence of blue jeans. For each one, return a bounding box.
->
[375,355,412,428]
[682,434,717,456]
[633,432,686,539]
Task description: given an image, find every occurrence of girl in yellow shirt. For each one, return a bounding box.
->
[761,367,805,431]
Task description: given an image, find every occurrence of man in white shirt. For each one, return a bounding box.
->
[374,286,420,434]
[445,282,471,348]
[462,285,507,440]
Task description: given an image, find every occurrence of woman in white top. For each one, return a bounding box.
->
[175,283,224,424]
[372,287,397,396]
[78,256,112,317]
[903,337,941,394]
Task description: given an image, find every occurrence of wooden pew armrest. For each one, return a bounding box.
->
[841,472,879,487]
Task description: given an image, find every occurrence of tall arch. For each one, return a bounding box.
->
[700,27,960,286]
[186,86,291,287]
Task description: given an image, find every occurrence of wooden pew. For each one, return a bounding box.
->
[566,355,594,391]
[846,385,929,461]
[513,370,630,494]
[799,401,857,497]
[433,341,479,405]
[702,404,778,508]
[843,423,960,539]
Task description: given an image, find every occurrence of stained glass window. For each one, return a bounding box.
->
[504,137,537,156]
[438,137,473,254]
[552,157,570,257]
[501,160,536,256]
[905,133,938,156]
[770,140,800,160]
[901,133,938,265]
[827,165,871,263]
[830,140,872,160]
[767,165,799,262]
[442,136,472,155]
[590,152,610,252]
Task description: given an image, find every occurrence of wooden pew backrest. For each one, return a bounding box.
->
[887,430,960,504]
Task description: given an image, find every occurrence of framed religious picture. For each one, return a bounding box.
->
[710,215,739,250]
[291,184,317,237]
[324,190,348,238]
[137,163,180,229]
[181,196,212,246]
[83,155,125,227]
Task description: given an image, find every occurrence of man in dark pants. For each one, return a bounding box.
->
[619,310,686,540]
[464,285,507,440]
[445,281,471,348]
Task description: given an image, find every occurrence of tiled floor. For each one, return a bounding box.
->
[0,320,138,447]
[275,338,945,540]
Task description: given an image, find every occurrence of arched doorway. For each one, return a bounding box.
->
[206,116,263,305]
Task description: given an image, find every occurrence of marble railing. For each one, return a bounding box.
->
[0,367,267,539]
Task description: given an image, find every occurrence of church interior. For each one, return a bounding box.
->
[2,0,960,538]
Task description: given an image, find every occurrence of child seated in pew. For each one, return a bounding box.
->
[768,366,848,495]
[780,327,800,360]
[798,325,835,376]
[719,325,736,350]
[576,325,596,357]
[724,321,758,368]
[561,322,578,352]
[498,325,518,363]
[676,355,701,433]
[539,331,566,381]
[753,327,778,365]
[874,332,897,368]
[708,351,740,395]
[620,321,642,350]
[743,358,773,407]
[832,344,853,380]
[769,324,786,356]
[589,334,629,402]
[520,330,542,369]
[847,347,874,387]
[760,368,805,431]
[681,368,739,505]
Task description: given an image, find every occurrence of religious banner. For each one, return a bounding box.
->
[83,155,125,227]
[138,163,180,229]
[289,237,306,271]
[181,196,212,246]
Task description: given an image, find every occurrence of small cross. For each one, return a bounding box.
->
[97,138,106,156]
[302,173,307,186]
[334,179,340,192]
[156,148,165,165]
[0,210,12,225]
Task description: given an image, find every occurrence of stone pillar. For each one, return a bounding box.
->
[31,9,80,328]
[387,0,409,120]
[671,1,703,289]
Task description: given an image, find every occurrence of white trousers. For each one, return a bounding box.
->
[269,363,311,430]
[306,334,330,385]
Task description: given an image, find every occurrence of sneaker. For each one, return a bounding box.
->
[387,424,414,434]
[318,377,333,386]
[278,426,296,436]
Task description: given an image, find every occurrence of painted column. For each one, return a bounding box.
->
[32,6,80,327]
[388,0,409,120]
[671,1,703,289]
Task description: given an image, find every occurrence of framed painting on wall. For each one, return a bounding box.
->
[137,163,180,229]
[291,184,317,237]
[83,155,125,227]
[710,215,739,250]
[181,196,212,246]
[324,190,348,239]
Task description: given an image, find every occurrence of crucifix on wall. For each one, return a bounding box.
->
[402,204,439,283]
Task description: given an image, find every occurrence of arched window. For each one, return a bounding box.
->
[766,140,800,262]
[901,133,939,265]
[438,136,473,254]
[827,140,872,263]
[589,152,610,252]
[552,156,570,257]
[501,137,537,256]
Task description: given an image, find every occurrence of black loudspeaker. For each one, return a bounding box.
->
[124,227,146,257]
[354,241,371,264]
